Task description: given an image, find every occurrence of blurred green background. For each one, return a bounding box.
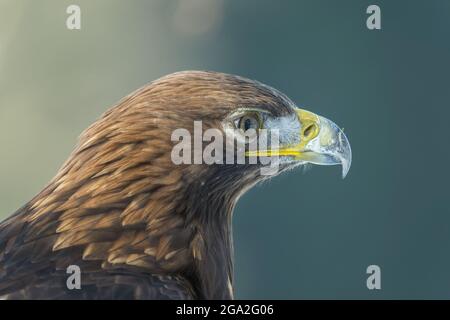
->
[1,0,449,299]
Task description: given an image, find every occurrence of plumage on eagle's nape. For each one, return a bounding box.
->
[0,71,351,299]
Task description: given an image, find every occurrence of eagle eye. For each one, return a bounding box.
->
[234,112,262,133]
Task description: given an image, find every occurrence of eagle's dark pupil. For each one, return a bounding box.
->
[244,118,253,131]
[240,116,258,132]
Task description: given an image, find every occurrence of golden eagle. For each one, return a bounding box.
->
[0,71,351,299]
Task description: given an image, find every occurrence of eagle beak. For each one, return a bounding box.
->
[247,109,351,178]
[245,108,352,178]
[286,108,352,178]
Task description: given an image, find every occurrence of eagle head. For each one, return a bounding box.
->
[86,70,351,196]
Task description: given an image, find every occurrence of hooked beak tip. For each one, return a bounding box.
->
[341,157,351,179]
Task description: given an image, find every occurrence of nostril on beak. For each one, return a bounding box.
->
[302,123,318,140]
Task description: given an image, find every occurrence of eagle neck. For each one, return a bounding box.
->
[190,191,236,300]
